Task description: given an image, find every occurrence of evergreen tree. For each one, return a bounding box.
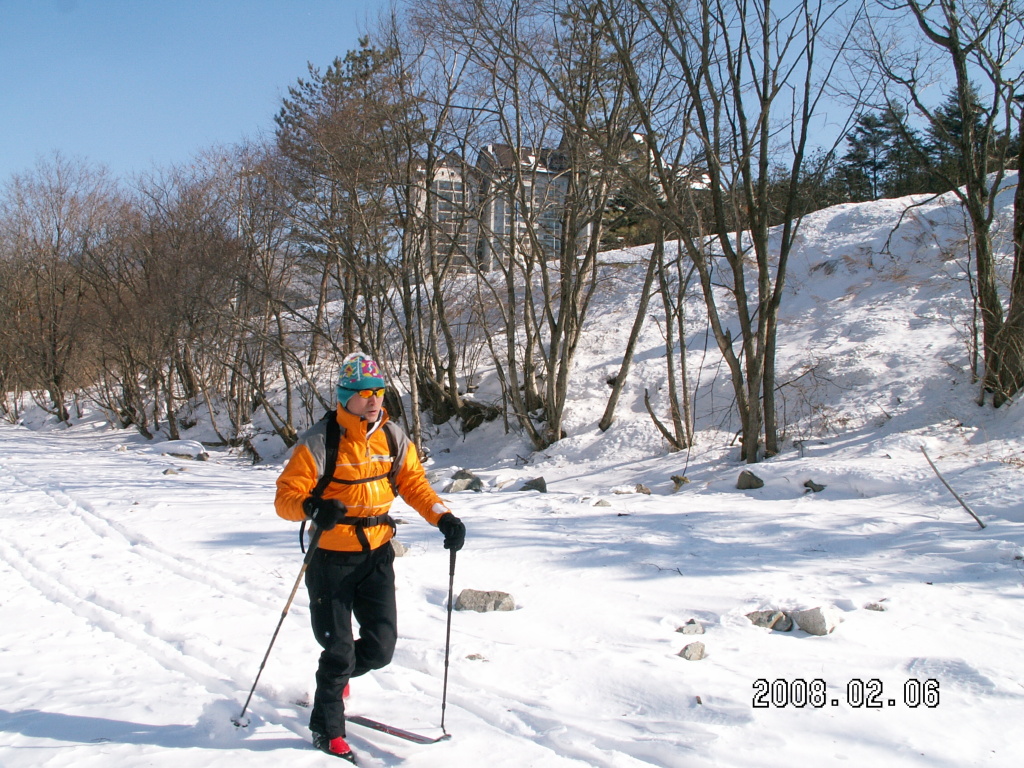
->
[274,39,421,361]
[838,105,928,201]
[926,86,987,190]
[880,105,929,197]
[840,111,892,201]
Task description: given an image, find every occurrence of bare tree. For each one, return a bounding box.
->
[860,0,1024,406]
[598,0,861,461]
[79,193,158,436]
[0,154,115,423]
[0,221,29,421]
[370,13,483,441]
[218,143,315,447]
[414,0,636,450]
[275,41,413,371]
[111,162,244,438]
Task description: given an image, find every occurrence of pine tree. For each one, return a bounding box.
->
[880,105,929,197]
[840,111,892,200]
[926,86,987,191]
[838,106,928,201]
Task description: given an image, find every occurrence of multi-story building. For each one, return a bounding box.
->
[413,142,580,273]
[413,133,665,272]
[427,159,479,270]
[473,143,572,271]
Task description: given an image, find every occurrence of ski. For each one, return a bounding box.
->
[346,715,451,744]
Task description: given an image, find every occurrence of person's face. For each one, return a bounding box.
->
[343,388,385,422]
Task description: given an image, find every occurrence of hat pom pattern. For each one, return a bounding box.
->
[337,352,386,392]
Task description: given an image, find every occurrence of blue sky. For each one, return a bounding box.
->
[0,0,383,181]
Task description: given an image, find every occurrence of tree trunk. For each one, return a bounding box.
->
[988,146,1024,405]
[657,236,690,448]
[307,258,331,367]
[600,231,661,432]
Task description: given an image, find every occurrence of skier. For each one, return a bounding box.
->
[275,351,466,762]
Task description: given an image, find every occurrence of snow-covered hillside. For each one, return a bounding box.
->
[1,183,1023,767]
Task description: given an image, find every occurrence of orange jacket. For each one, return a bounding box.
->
[275,406,449,552]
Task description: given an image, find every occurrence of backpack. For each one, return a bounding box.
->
[299,411,409,553]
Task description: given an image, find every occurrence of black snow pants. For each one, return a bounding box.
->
[304,542,397,738]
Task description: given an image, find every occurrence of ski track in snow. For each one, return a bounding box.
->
[5,184,1024,766]
[0,431,324,756]
[0,427,691,768]
[2,468,278,611]
[3,424,1024,767]
[0,535,235,700]
[0,453,278,718]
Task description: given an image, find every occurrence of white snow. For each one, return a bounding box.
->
[2,183,1024,767]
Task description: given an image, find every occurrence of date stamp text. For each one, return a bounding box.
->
[752,678,940,709]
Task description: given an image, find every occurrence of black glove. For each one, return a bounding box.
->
[302,497,346,531]
[437,512,466,552]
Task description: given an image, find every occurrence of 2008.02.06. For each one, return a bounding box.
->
[752,678,940,708]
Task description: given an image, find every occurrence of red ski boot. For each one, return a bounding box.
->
[312,732,357,763]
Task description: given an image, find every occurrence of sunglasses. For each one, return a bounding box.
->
[342,387,386,399]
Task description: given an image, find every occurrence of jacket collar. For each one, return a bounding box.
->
[335,404,389,437]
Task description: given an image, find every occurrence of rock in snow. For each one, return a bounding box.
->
[737,470,765,489]
[455,589,516,612]
[746,610,793,631]
[678,641,706,660]
[447,469,484,492]
[792,606,843,636]
[677,619,706,635]
[522,476,547,493]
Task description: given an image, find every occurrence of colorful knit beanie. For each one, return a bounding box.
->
[336,352,386,404]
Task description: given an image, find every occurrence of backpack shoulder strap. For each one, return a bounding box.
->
[312,411,341,499]
[301,411,342,552]
[382,421,409,496]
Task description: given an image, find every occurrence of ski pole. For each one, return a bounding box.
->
[233,525,323,727]
[439,547,456,736]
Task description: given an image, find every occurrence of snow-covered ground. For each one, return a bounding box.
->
[2,184,1024,767]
